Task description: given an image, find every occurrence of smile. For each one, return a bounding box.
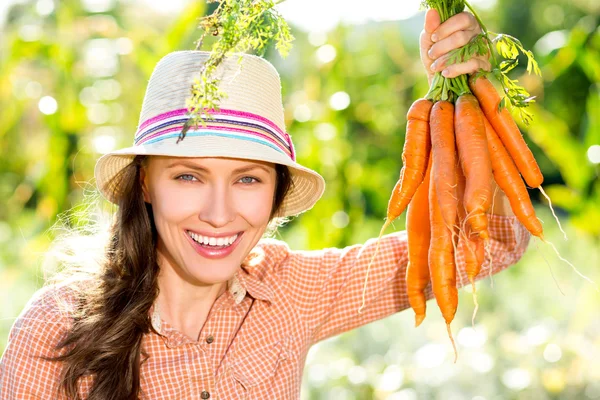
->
[186,231,239,247]
[185,230,243,259]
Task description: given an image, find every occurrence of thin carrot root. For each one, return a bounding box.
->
[546,239,599,292]
[455,228,470,288]
[484,238,494,287]
[490,184,498,214]
[470,277,479,328]
[450,222,461,244]
[359,221,391,314]
[460,230,481,326]
[447,322,458,364]
[538,186,566,242]
[534,238,565,296]
[450,223,460,278]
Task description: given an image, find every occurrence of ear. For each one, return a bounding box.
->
[139,165,151,204]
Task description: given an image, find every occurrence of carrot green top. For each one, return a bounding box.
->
[422,0,541,124]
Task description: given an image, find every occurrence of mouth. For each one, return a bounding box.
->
[186,230,242,250]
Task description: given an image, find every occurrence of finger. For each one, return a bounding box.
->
[441,58,491,79]
[428,29,477,60]
[420,30,434,71]
[431,12,479,43]
[424,9,441,34]
[429,53,451,73]
[420,9,442,67]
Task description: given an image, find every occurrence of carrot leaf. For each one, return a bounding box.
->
[446,33,489,66]
[499,59,518,74]
[178,0,293,141]
[460,0,542,124]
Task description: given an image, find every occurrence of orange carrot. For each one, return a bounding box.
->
[406,154,433,327]
[459,233,485,284]
[360,98,433,314]
[456,165,485,284]
[455,94,493,240]
[429,162,458,361]
[456,163,485,326]
[383,99,433,227]
[469,75,543,188]
[429,100,458,232]
[484,117,544,239]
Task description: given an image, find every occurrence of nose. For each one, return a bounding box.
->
[197,182,236,228]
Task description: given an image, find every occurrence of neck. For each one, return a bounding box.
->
[155,258,230,341]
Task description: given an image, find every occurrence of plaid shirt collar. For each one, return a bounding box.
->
[150,246,274,339]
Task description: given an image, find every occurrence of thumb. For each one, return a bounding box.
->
[424,9,441,34]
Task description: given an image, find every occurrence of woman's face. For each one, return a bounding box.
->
[141,156,277,287]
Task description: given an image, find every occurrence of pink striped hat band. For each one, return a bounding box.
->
[94,51,326,216]
[134,108,296,161]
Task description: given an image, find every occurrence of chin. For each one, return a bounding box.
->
[186,263,239,286]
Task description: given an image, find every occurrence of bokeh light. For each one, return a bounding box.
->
[38,96,57,115]
[501,368,532,390]
[587,145,600,164]
[543,343,563,363]
[35,0,54,16]
[329,91,351,111]
[316,44,337,65]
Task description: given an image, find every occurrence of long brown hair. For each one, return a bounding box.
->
[49,155,292,399]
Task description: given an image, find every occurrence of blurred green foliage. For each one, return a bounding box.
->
[1,0,599,399]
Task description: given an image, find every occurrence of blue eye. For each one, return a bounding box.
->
[239,176,259,184]
[177,174,197,182]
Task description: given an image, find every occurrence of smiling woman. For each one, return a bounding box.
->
[0,20,529,399]
[141,157,282,340]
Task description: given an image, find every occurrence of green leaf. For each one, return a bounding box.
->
[520,105,593,191]
[544,184,583,212]
[166,1,206,50]
[500,59,518,73]
[571,199,600,236]
[584,85,600,149]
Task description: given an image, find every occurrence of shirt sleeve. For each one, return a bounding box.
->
[0,285,74,399]
[282,214,530,344]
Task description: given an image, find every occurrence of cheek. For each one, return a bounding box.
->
[150,185,200,226]
[234,188,275,225]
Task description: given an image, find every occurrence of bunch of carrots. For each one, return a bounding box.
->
[361,0,551,362]
[400,74,544,358]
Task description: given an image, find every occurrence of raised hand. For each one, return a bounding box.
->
[420,9,491,82]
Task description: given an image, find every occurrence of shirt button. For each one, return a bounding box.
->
[201,390,210,399]
[206,335,214,344]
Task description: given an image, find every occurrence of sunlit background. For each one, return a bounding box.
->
[1,0,599,399]
[0,0,499,32]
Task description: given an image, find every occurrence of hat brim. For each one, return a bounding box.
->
[94,135,325,217]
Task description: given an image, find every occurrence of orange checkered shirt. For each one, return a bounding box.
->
[0,215,529,399]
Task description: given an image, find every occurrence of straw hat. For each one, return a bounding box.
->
[94,51,325,217]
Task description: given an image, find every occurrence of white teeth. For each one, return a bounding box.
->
[188,232,239,247]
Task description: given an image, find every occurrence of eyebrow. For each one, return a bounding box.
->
[165,160,271,174]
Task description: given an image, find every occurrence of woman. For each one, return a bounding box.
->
[0,10,527,400]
